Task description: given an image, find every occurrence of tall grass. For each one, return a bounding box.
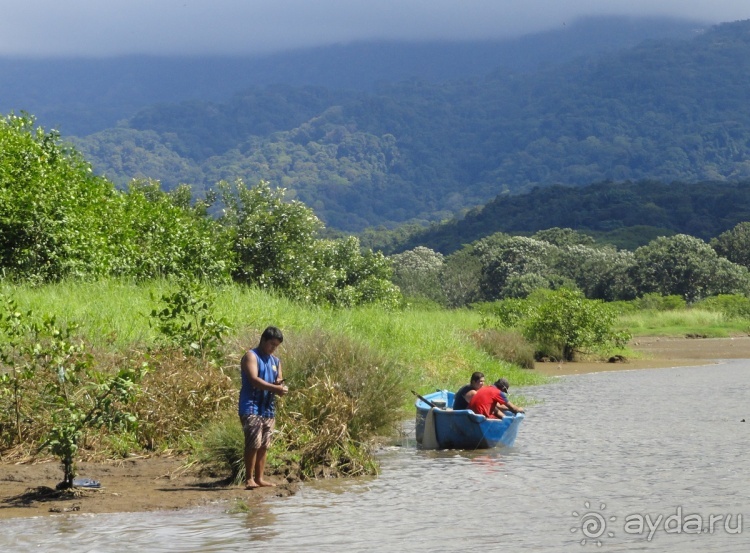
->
[617,308,750,337]
[3,279,546,396]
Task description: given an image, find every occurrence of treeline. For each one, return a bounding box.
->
[0,114,398,307]
[363,180,750,254]
[71,20,750,230]
[389,226,750,307]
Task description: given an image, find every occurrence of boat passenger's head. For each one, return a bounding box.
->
[494,378,510,393]
[470,371,485,389]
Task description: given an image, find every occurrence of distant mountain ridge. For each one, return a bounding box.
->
[63,18,750,233]
[362,179,750,254]
[0,16,702,135]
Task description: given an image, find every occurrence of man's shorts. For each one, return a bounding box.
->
[240,414,275,449]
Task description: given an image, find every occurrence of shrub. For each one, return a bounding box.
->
[131,349,235,450]
[633,293,686,311]
[149,281,231,362]
[695,294,750,319]
[522,288,630,361]
[195,328,405,480]
[0,298,144,487]
[282,329,404,442]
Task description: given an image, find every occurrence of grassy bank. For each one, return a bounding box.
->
[0,279,545,482]
[2,279,543,392]
[617,308,750,338]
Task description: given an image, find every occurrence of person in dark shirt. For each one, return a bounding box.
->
[452,371,485,410]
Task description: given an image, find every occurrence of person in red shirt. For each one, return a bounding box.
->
[468,378,525,419]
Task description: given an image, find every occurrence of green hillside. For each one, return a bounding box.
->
[71,20,750,231]
[364,179,750,254]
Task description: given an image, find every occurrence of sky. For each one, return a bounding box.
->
[1,1,749,58]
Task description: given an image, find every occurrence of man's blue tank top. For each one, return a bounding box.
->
[238,348,279,418]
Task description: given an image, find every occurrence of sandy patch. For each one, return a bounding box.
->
[533,335,750,376]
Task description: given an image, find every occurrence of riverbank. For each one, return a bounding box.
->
[0,455,300,520]
[533,334,750,376]
[2,335,748,520]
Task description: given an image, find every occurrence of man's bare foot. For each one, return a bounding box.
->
[256,479,276,487]
[244,480,259,490]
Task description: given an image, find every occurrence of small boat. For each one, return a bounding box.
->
[415,390,525,450]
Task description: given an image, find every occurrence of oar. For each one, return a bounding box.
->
[411,390,443,409]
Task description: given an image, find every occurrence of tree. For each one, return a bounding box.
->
[522,288,629,361]
[219,179,323,295]
[440,246,482,308]
[632,234,750,301]
[553,245,637,301]
[219,179,399,307]
[533,227,596,247]
[389,246,445,303]
[312,236,400,308]
[0,113,119,281]
[711,222,750,270]
[475,235,558,300]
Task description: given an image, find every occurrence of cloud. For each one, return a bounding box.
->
[0,0,748,57]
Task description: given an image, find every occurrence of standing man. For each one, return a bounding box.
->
[239,326,288,489]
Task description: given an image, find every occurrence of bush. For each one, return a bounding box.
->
[194,328,403,480]
[633,293,687,311]
[695,294,750,319]
[131,349,235,450]
[290,329,405,477]
[522,288,630,361]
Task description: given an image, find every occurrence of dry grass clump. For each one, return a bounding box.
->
[131,348,236,450]
[470,329,536,370]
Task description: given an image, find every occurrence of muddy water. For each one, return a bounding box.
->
[3,362,749,552]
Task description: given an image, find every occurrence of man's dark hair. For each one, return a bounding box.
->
[260,326,284,343]
[470,371,485,383]
[495,377,510,391]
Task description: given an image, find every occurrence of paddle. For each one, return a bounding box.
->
[411,390,444,409]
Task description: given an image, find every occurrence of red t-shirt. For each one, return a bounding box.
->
[468,385,507,418]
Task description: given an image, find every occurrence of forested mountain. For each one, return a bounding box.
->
[0,16,698,136]
[67,19,750,232]
[363,180,750,254]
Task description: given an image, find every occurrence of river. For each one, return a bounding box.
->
[2,361,749,552]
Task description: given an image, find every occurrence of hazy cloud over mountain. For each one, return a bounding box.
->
[2,1,747,58]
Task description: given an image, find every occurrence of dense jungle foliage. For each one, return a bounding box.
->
[69,20,750,230]
[0,114,398,307]
[388,228,750,307]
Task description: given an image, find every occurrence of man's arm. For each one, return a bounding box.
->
[498,400,524,414]
[241,353,287,396]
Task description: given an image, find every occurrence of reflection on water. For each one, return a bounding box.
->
[3,362,749,552]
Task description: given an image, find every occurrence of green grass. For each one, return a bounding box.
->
[617,308,750,338]
[1,278,548,412]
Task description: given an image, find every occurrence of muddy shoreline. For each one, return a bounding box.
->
[2,335,748,520]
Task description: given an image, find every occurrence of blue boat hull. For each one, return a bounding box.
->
[415,390,525,450]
